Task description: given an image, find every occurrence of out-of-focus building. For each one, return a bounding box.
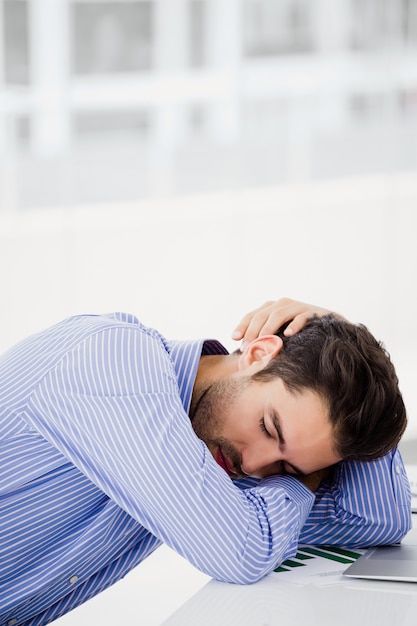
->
[1,0,417,211]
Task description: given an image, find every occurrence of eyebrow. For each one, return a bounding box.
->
[271,410,306,476]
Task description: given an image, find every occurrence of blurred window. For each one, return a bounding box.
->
[70,1,153,74]
[73,109,152,143]
[350,0,417,50]
[399,87,417,117]
[3,0,29,84]
[16,115,31,149]
[189,0,206,67]
[349,91,398,123]
[243,0,314,56]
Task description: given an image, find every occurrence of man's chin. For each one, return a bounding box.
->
[214,446,245,478]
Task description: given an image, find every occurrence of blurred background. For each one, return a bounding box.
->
[0,0,416,436]
[1,0,417,206]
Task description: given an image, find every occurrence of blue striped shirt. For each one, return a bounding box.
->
[0,313,412,625]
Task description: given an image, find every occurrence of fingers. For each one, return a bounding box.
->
[232,297,342,347]
[231,301,277,345]
[232,299,298,347]
[284,312,312,337]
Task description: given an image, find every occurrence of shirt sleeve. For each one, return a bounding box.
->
[234,453,412,549]
[299,450,412,546]
[25,322,316,585]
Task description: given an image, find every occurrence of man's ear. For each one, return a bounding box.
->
[238,335,283,372]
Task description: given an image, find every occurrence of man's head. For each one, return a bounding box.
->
[190,315,407,479]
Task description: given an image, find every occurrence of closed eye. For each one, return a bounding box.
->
[259,417,273,438]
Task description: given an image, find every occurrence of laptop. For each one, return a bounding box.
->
[343,544,417,583]
[344,439,417,584]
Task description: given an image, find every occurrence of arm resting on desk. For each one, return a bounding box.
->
[235,449,411,555]
[299,449,412,547]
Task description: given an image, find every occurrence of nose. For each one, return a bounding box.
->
[240,443,283,478]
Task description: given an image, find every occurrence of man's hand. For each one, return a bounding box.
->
[232,297,345,349]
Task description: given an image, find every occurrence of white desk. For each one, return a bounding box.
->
[164,521,417,626]
[55,515,417,626]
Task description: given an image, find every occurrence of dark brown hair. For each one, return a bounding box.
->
[252,315,407,461]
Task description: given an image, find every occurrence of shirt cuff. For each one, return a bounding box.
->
[261,474,316,525]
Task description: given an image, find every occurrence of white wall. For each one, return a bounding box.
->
[1,171,416,438]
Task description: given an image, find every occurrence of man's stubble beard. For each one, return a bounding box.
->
[190,377,249,476]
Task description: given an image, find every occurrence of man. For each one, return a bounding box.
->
[0,299,411,625]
